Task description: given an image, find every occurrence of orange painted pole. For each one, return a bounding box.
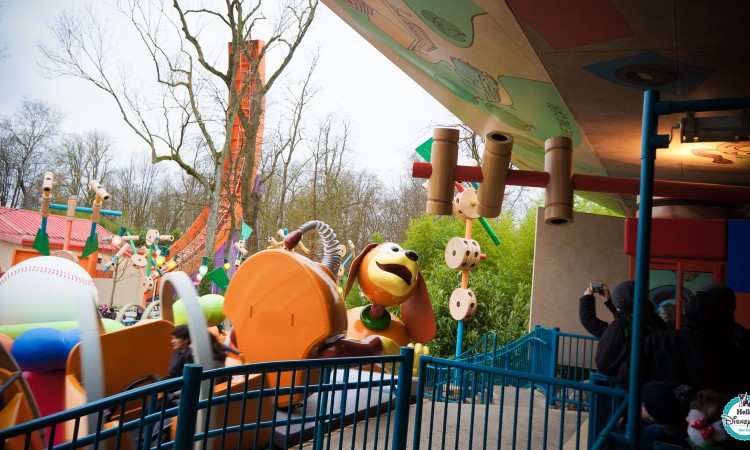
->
[63,196,77,251]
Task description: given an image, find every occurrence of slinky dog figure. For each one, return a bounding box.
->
[344,242,436,346]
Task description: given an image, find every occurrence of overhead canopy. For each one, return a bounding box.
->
[322,0,750,215]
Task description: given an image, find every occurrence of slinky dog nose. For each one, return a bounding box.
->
[405,250,418,261]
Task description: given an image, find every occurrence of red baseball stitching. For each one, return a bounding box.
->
[0,265,96,289]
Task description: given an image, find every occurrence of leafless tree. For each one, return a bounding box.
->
[253,56,318,247]
[51,130,112,204]
[0,134,15,206]
[0,98,62,208]
[108,152,165,231]
[376,154,427,243]
[39,0,319,266]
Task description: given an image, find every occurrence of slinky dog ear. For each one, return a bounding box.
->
[344,243,379,300]
[401,272,436,343]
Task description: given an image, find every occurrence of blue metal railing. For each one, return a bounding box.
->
[425,326,600,409]
[413,355,628,450]
[455,330,498,363]
[1,329,630,449]
[0,348,414,450]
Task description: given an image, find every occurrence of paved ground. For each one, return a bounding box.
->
[299,387,590,449]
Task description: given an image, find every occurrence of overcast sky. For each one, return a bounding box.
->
[0,1,456,184]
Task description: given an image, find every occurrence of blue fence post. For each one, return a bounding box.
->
[174,364,204,450]
[627,89,663,447]
[392,347,414,450]
[411,354,430,450]
[314,367,332,450]
[455,320,465,358]
[547,327,560,407]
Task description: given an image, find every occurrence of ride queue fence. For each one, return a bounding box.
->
[427,326,601,407]
[0,348,414,450]
[1,329,631,449]
[419,326,627,449]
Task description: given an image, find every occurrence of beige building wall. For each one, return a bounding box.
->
[0,241,16,273]
[93,265,144,308]
[529,208,630,335]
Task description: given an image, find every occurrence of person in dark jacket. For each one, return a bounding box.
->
[587,280,665,376]
[694,284,750,395]
[618,286,736,392]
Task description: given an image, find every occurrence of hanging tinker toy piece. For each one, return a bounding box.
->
[419,127,511,357]
[415,131,503,246]
[446,182,488,326]
[32,172,55,255]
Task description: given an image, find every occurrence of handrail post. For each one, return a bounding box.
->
[627,89,663,448]
[313,367,332,450]
[412,355,431,450]
[547,327,560,407]
[174,364,203,450]
[549,327,560,377]
[392,347,414,450]
[455,320,465,358]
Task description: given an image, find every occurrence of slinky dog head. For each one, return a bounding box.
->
[345,243,436,343]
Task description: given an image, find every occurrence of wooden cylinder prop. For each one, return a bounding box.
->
[66,196,78,219]
[449,288,477,321]
[88,180,110,201]
[453,188,480,219]
[42,172,54,192]
[40,172,54,217]
[544,136,574,225]
[51,250,79,262]
[426,128,460,215]
[476,131,513,218]
[444,237,482,271]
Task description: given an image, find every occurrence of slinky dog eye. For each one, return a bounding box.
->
[379,242,403,254]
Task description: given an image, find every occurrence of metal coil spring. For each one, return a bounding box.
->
[296,220,341,277]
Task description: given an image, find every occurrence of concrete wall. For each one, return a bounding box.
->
[0,241,15,274]
[94,265,144,308]
[529,208,630,335]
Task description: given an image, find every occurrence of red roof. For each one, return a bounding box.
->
[0,206,117,252]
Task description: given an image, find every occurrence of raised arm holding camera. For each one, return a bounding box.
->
[579,280,667,376]
[579,282,617,338]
